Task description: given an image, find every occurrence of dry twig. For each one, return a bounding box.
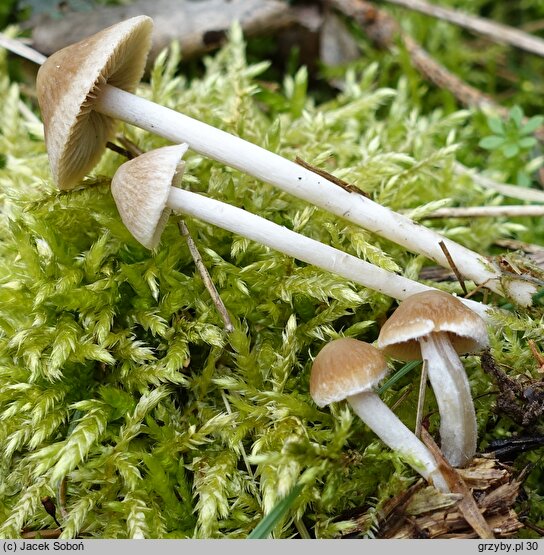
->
[415,360,428,439]
[178,221,234,332]
[117,136,144,158]
[424,205,544,219]
[21,528,62,539]
[421,428,495,539]
[294,156,368,196]
[438,240,467,295]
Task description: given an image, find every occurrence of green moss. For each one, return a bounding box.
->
[0,23,543,538]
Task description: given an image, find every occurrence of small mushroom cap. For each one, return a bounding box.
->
[310,338,389,407]
[377,290,489,361]
[111,143,189,249]
[36,16,153,190]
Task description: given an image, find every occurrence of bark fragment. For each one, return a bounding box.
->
[378,458,524,538]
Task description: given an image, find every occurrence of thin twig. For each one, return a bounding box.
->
[390,383,414,412]
[495,238,544,255]
[21,528,62,539]
[424,205,544,219]
[294,156,369,197]
[178,220,234,332]
[438,241,467,295]
[401,33,503,115]
[463,279,491,300]
[116,135,145,158]
[331,1,544,140]
[453,163,544,203]
[415,360,428,439]
[382,0,544,58]
[520,518,544,536]
[420,428,495,539]
[105,141,134,160]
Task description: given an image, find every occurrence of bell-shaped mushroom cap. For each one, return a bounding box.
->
[310,338,389,407]
[377,290,489,361]
[36,16,153,190]
[111,143,189,249]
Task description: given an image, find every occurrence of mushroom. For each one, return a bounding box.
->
[310,337,450,492]
[34,16,536,306]
[110,143,488,317]
[35,16,152,191]
[377,290,489,468]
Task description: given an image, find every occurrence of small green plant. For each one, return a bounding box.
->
[479,106,544,186]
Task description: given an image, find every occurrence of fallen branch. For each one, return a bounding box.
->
[329,0,506,116]
[381,0,544,58]
[28,0,294,61]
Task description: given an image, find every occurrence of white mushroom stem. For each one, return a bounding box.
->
[165,186,488,317]
[347,391,450,492]
[93,85,537,306]
[419,332,477,468]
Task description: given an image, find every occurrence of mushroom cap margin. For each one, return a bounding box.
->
[310,338,389,407]
[111,143,189,249]
[36,15,153,190]
[377,290,489,361]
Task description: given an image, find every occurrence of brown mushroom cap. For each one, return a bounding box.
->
[36,16,153,190]
[111,143,188,249]
[377,290,489,361]
[310,338,389,407]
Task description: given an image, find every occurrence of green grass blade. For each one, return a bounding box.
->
[248,483,304,539]
[377,360,421,395]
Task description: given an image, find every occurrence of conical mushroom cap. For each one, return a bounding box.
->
[310,338,389,407]
[377,290,489,360]
[111,143,189,249]
[36,16,153,190]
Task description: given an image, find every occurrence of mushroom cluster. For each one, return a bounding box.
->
[310,338,450,492]
[310,289,489,492]
[33,16,492,491]
[34,15,538,306]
